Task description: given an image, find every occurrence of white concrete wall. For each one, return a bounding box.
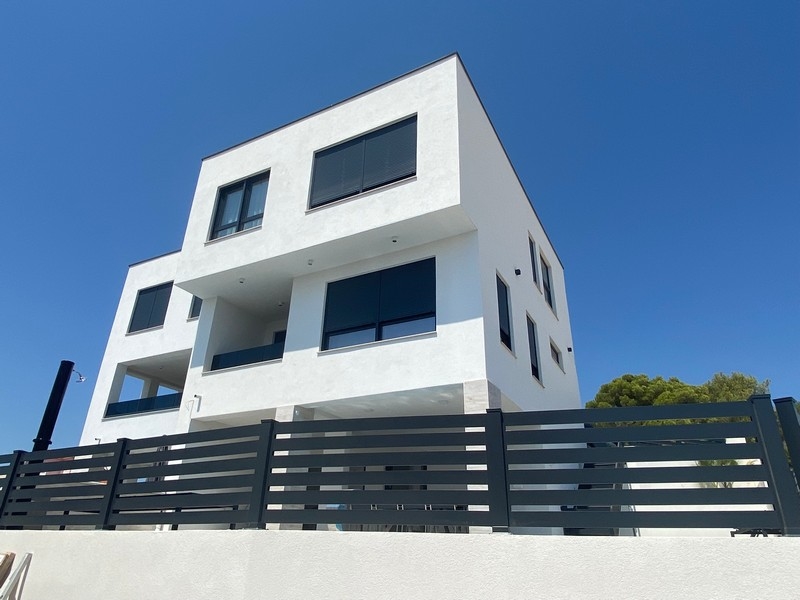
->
[455,64,580,411]
[176,56,463,286]
[80,252,197,445]
[1,530,797,600]
[182,233,486,421]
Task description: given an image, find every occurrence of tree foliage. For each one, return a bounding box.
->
[586,372,769,410]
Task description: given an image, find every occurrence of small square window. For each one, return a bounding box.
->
[129,282,172,333]
[550,340,563,369]
[210,172,269,240]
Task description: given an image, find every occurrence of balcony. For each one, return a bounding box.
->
[104,392,182,418]
[210,341,285,371]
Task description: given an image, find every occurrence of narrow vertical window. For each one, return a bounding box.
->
[526,316,540,381]
[540,255,555,311]
[550,340,563,370]
[496,275,512,350]
[528,238,538,286]
[188,296,202,319]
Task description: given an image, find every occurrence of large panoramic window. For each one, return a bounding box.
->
[309,116,417,208]
[322,257,435,350]
[210,172,269,240]
[496,275,512,351]
[129,282,172,333]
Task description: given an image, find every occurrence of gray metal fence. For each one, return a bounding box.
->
[1,395,798,534]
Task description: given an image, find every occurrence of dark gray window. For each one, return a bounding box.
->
[188,296,202,319]
[210,172,269,240]
[496,275,512,350]
[550,340,563,369]
[540,255,554,310]
[129,282,172,333]
[528,238,538,285]
[309,116,417,208]
[322,258,435,350]
[527,316,540,381]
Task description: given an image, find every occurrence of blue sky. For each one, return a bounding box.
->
[1,1,798,452]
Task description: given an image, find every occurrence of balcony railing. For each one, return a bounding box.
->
[210,341,285,371]
[104,392,182,418]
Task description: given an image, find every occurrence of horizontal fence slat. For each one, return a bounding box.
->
[121,457,257,480]
[507,465,768,485]
[125,440,259,465]
[3,497,105,514]
[265,490,487,506]
[125,424,262,451]
[275,413,486,435]
[8,484,108,501]
[116,474,255,496]
[506,443,762,466]
[503,402,753,426]
[0,513,102,527]
[8,470,113,488]
[262,508,496,527]
[505,422,757,446]
[24,443,118,462]
[510,509,782,530]
[509,487,775,507]
[273,431,485,452]
[270,450,486,469]
[109,509,245,527]
[16,456,115,474]
[113,491,251,511]
[269,469,488,487]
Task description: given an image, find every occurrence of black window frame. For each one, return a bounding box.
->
[526,315,541,382]
[309,115,417,209]
[550,340,563,369]
[321,257,436,351]
[496,275,512,351]
[209,171,270,240]
[188,296,202,319]
[528,237,539,286]
[540,255,555,311]
[128,282,173,333]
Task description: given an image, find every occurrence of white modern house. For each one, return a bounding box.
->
[79,54,581,446]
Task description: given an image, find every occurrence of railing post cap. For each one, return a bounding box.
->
[773,397,797,405]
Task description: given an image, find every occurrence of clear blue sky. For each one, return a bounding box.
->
[1,1,798,452]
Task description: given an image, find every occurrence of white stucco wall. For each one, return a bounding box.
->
[455,64,580,411]
[1,530,797,600]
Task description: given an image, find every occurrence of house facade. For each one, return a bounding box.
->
[79,54,581,445]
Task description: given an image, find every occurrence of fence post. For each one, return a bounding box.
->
[243,419,276,529]
[484,409,510,532]
[749,395,800,535]
[0,451,25,529]
[98,438,130,530]
[773,397,800,488]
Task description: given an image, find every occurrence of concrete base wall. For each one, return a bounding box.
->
[1,530,798,600]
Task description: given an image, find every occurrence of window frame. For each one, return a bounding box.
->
[526,315,541,382]
[540,254,555,312]
[550,339,564,371]
[496,274,513,351]
[188,296,202,320]
[528,237,539,287]
[209,170,270,241]
[321,257,436,351]
[308,115,417,209]
[128,282,173,333]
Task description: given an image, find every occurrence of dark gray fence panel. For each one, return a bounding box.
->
[774,397,800,489]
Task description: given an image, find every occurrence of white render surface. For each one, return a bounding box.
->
[1,530,798,600]
[80,54,582,444]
